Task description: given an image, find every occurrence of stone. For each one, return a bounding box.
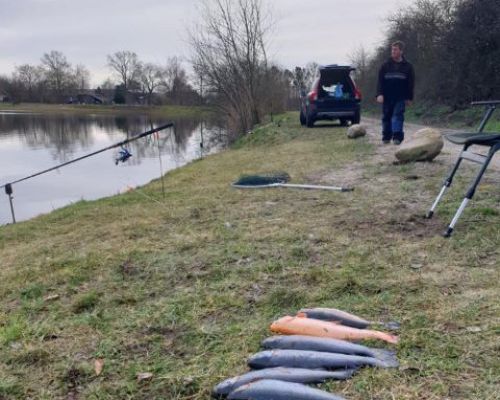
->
[395,128,444,162]
[347,124,367,139]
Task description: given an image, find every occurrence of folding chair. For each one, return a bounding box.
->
[426,100,500,237]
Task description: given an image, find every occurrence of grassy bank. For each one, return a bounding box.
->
[0,103,214,119]
[0,114,499,399]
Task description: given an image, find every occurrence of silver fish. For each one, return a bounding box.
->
[212,367,354,398]
[262,335,397,365]
[299,308,400,330]
[227,379,346,400]
[248,349,398,370]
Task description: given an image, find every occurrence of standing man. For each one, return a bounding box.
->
[376,41,415,145]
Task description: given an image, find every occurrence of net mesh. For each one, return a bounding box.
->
[233,172,291,186]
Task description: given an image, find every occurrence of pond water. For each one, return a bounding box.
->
[0,112,225,225]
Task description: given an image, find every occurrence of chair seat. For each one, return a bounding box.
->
[445,132,500,146]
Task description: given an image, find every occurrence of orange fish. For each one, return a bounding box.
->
[270,315,399,344]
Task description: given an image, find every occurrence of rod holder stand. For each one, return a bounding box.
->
[4,183,16,224]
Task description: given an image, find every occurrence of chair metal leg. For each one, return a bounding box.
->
[426,144,468,219]
[443,198,469,237]
[426,185,449,219]
[442,144,499,237]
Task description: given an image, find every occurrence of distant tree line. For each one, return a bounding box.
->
[0,51,91,104]
[350,0,500,109]
[0,50,202,106]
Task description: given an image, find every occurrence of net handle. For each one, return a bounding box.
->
[232,182,353,192]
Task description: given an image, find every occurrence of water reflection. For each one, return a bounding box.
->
[0,113,217,162]
[0,112,225,224]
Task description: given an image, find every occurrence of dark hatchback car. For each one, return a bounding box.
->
[300,65,362,127]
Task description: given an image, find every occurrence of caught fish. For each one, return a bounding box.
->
[262,335,397,365]
[270,315,399,344]
[212,367,354,398]
[248,349,397,370]
[227,379,346,400]
[299,308,400,330]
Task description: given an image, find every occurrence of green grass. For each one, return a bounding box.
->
[0,113,499,399]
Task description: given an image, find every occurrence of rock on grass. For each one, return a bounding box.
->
[347,124,367,139]
[395,128,444,163]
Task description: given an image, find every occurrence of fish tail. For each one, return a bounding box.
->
[211,389,224,399]
[370,348,399,368]
[374,331,399,344]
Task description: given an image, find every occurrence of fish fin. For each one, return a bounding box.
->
[339,368,358,378]
[297,311,342,325]
[382,321,401,331]
[371,320,400,331]
[370,348,399,368]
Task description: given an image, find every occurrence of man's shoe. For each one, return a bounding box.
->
[393,139,402,145]
[382,139,391,144]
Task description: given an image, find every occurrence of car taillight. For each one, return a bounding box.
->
[308,89,317,102]
[351,77,362,100]
[354,87,362,100]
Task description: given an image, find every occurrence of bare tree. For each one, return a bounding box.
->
[0,75,21,103]
[348,45,370,93]
[74,64,90,91]
[164,57,191,104]
[303,62,319,89]
[139,63,165,104]
[292,63,319,92]
[14,64,45,101]
[41,50,73,101]
[292,66,306,93]
[99,78,116,90]
[189,0,272,134]
[260,65,291,117]
[106,51,141,90]
[192,63,205,105]
[163,57,182,92]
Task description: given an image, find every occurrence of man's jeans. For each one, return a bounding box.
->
[382,100,405,142]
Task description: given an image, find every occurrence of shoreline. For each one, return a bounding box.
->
[0,102,215,118]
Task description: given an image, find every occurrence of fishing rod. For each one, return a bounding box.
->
[1,122,174,224]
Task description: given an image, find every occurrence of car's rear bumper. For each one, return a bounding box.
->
[316,111,356,118]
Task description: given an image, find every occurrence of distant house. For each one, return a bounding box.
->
[0,92,10,102]
[71,89,111,105]
[68,88,160,105]
[76,93,106,104]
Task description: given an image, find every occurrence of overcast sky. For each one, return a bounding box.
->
[0,0,411,86]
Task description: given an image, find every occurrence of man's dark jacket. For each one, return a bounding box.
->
[376,57,415,102]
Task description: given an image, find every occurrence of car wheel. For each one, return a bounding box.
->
[339,119,348,126]
[306,113,315,128]
[300,111,306,126]
[352,111,360,124]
